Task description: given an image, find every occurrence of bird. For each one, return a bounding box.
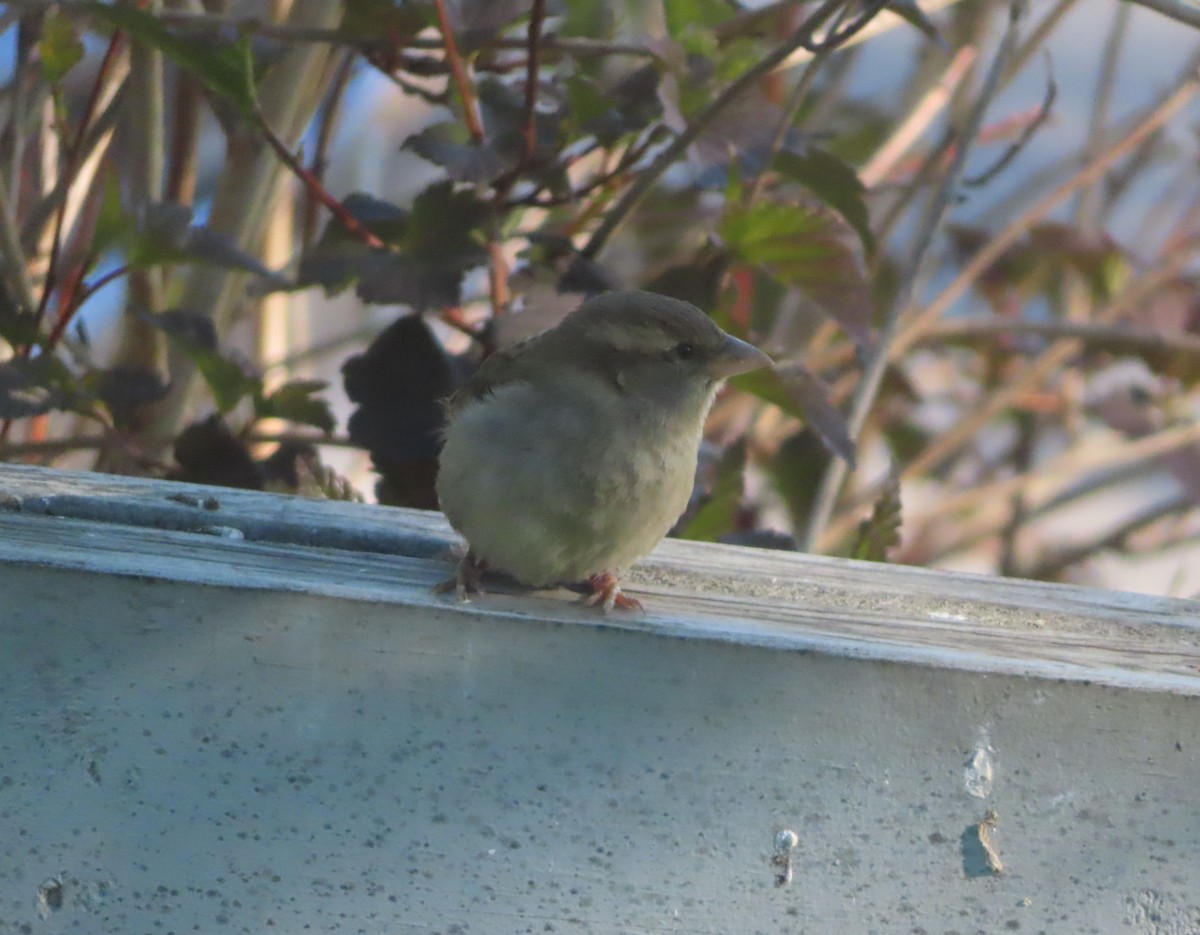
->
[434,290,772,611]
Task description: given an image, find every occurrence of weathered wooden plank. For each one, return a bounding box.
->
[2,463,1198,694]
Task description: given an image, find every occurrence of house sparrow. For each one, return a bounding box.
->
[435,290,772,611]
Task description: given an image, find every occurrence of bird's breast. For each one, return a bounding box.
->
[436,377,709,586]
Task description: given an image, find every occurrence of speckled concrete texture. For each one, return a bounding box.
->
[2,564,1198,934]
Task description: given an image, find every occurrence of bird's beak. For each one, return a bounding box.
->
[708,334,773,379]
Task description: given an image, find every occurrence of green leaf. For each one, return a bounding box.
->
[0,306,45,349]
[721,197,873,347]
[678,438,747,542]
[767,430,830,531]
[255,379,336,435]
[40,12,85,85]
[732,364,856,467]
[86,2,258,119]
[850,476,902,562]
[773,148,875,255]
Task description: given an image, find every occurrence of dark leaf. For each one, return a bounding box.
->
[1026,222,1126,301]
[767,429,831,530]
[86,2,258,120]
[773,148,875,255]
[173,414,263,490]
[40,12,85,85]
[678,438,747,542]
[566,66,662,144]
[850,476,902,562]
[355,252,467,310]
[254,379,336,435]
[451,0,534,51]
[0,307,44,348]
[645,247,728,312]
[298,185,488,311]
[405,121,519,184]
[85,366,170,428]
[558,254,621,296]
[147,310,258,412]
[721,197,874,348]
[0,356,75,419]
[718,528,797,550]
[261,441,364,501]
[343,314,470,507]
[690,90,797,177]
[150,309,219,351]
[126,203,282,281]
[340,0,434,42]
[733,363,856,467]
[476,77,561,160]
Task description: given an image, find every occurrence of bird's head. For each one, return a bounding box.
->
[551,291,772,403]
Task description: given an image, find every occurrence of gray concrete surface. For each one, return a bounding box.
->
[1,466,1198,933]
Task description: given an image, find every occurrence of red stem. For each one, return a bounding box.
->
[257,113,386,250]
[432,0,485,142]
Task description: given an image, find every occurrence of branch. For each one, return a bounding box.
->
[924,316,1200,359]
[432,0,485,142]
[800,0,1026,552]
[581,0,886,259]
[0,171,36,315]
[32,28,126,331]
[257,108,386,250]
[519,0,547,167]
[1027,491,1197,581]
[962,52,1056,187]
[1123,0,1200,30]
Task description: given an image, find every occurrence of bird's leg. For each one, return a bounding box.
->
[434,549,488,601]
[583,571,643,612]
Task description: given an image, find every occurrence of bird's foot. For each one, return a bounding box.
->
[434,550,488,602]
[583,572,643,613]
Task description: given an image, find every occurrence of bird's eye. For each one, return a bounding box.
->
[673,341,696,360]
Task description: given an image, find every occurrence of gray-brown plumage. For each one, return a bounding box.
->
[435,290,771,610]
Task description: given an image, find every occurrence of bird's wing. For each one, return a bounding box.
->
[442,332,545,416]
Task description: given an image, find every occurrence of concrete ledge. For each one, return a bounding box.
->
[1,464,1198,933]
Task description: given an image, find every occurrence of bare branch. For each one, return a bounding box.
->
[800,0,1026,552]
[1123,0,1200,30]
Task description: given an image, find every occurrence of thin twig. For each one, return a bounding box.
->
[581,0,885,259]
[302,50,357,247]
[924,315,1200,358]
[816,264,1194,549]
[892,66,1200,362]
[32,29,125,331]
[800,0,1026,552]
[1028,491,1197,581]
[0,173,37,314]
[744,44,830,206]
[963,52,1056,187]
[1122,0,1200,30]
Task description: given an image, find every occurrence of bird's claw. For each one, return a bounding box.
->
[584,572,643,613]
[434,550,487,602]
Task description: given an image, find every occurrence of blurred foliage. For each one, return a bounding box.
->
[2,0,1200,593]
